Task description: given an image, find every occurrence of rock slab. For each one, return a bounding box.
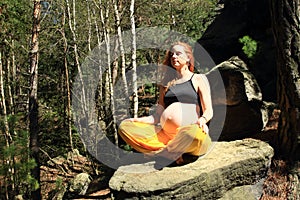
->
[109,139,274,199]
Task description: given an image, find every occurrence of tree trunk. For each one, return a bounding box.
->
[66,0,89,154]
[60,3,74,153]
[130,0,138,118]
[90,2,103,123]
[29,0,41,199]
[269,0,300,161]
[86,0,92,52]
[100,0,118,145]
[6,40,14,115]
[0,52,11,147]
[113,0,129,98]
[0,51,13,200]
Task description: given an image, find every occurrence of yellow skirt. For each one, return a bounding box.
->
[118,121,212,157]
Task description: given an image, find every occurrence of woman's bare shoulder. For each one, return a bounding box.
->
[194,73,208,83]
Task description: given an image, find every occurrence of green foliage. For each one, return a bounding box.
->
[0,115,39,197]
[0,0,32,68]
[122,144,133,152]
[39,101,84,164]
[239,35,258,58]
[143,83,158,96]
[135,0,218,40]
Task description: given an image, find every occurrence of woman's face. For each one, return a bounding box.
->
[170,45,190,69]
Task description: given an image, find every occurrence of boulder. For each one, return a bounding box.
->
[109,139,274,200]
[206,56,276,141]
[62,173,92,199]
[207,56,262,106]
[68,173,91,195]
[196,0,276,101]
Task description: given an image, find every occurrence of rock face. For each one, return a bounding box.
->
[196,0,276,101]
[109,139,274,200]
[206,56,275,141]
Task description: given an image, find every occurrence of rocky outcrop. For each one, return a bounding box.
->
[109,139,274,200]
[196,0,276,101]
[206,56,276,141]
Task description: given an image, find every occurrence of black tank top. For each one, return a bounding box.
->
[164,74,200,108]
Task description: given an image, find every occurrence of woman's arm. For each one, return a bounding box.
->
[194,74,213,129]
[127,85,165,124]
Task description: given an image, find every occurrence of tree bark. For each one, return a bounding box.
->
[60,2,74,154]
[29,0,41,199]
[86,0,92,52]
[0,51,13,200]
[66,0,89,149]
[6,40,14,115]
[0,52,11,146]
[113,0,129,98]
[130,0,138,118]
[269,0,300,161]
[100,0,118,145]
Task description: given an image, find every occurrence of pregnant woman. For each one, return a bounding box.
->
[118,41,213,169]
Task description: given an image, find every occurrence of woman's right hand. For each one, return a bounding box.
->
[196,116,209,134]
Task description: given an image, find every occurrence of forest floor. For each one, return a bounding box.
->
[40,109,299,200]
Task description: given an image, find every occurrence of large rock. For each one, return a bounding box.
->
[206,57,275,141]
[109,139,274,199]
[207,56,262,106]
[196,0,276,101]
[62,172,92,199]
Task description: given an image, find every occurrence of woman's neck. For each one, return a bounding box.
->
[176,65,192,79]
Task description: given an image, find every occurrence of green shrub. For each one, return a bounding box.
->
[0,115,39,197]
[239,35,257,58]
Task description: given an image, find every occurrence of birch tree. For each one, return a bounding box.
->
[66,0,88,154]
[99,0,118,144]
[86,0,92,52]
[130,0,138,118]
[0,52,13,200]
[60,2,74,153]
[0,52,11,154]
[29,0,41,199]
[113,0,129,98]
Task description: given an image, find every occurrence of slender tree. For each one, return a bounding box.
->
[0,52,11,149]
[66,0,89,153]
[0,51,13,200]
[29,0,41,199]
[100,0,118,145]
[60,2,74,154]
[269,0,300,161]
[5,39,15,115]
[112,0,129,98]
[86,0,92,52]
[130,0,138,118]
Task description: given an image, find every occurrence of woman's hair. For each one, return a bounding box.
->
[160,41,195,87]
[163,41,195,72]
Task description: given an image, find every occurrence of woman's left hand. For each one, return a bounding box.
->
[196,117,209,133]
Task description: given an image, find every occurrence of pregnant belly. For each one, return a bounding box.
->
[160,102,199,134]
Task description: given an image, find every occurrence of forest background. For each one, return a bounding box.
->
[0,0,299,199]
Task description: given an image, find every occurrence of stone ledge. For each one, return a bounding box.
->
[109,139,274,199]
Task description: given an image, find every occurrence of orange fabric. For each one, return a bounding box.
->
[118,121,211,156]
